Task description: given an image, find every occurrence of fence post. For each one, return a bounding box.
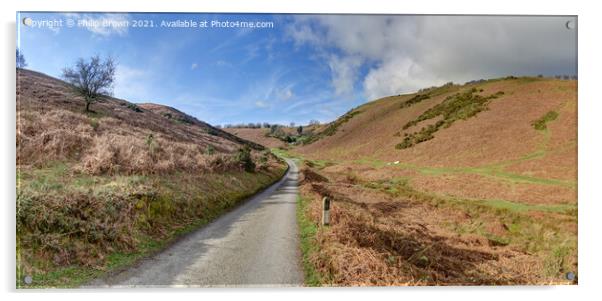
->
[322,196,331,225]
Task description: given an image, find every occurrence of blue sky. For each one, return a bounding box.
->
[16,13,577,126]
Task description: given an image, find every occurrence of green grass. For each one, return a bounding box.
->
[352,157,575,189]
[417,165,576,188]
[397,88,505,149]
[532,110,559,130]
[304,159,335,170]
[353,158,387,168]
[271,148,335,170]
[270,147,302,160]
[399,93,430,109]
[303,109,363,144]
[474,199,576,214]
[296,195,323,286]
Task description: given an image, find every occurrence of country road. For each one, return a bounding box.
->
[88,158,303,288]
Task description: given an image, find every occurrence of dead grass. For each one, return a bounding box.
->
[297,161,576,286]
[297,78,576,171]
[410,173,576,206]
[289,78,577,286]
[15,69,289,287]
[17,108,254,175]
[16,69,274,176]
[302,165,564,286]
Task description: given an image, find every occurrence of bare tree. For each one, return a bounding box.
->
[16,49,27,68]
[62,55,116,112]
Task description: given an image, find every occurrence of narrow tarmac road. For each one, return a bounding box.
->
[88,159,303,288]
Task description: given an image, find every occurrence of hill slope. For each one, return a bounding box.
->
[291,77,577,285]
[16,69,266,173]
[16,69,286,287]
[298,77,576,204]
[138,103,264,150]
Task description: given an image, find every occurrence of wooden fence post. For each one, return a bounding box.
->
[322,196,331,225]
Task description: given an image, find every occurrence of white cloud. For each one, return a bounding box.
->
[191,63,198,70]
[255,100,268,108]
[277,86,294,101]
[286,20,325,47]
[363,56,445,100]
[288,15,577,100]
[114,65,152,101]
[215,60,233,68]
[328,55,363,96]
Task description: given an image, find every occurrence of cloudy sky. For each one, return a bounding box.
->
[17,13,577,126]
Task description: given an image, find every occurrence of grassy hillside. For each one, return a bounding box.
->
[224,127,287,149]
[139,103,265,151]
[285,76,577,285]
[224,123,326,149]
[16,69,287,287]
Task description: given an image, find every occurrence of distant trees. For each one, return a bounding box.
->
[269,124,279,134]
[308,119,320,126]
[222,119,321,145]
[223,122,264,129]
[62,55,116,112]
[16,49,27,68]
[554,74,577,80]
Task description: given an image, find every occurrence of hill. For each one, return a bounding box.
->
[224,123,327,149]
[224,127,287,149]
[16,69,287,287]
[138,103,264,150]
[288,76,577,285]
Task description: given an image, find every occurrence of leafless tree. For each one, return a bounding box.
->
[62,55,116,112]
[16,49,27,68]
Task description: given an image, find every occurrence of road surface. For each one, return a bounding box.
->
[88,159,303,288]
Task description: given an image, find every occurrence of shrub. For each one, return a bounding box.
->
[145,134,156,155]
[207,128,219,136]
[257,151,270,169]
[89,119,99,131]
[126,103,143,113]
[397,89,503,149]
[304,109,363,144]
[400,93,430,109]
[205,145,215,155]
[532,111,559,130]
[235,145,255,172]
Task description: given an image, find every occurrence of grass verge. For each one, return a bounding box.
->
[16,162,287,288]
[296,195,323,286]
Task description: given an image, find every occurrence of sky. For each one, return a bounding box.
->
[17,13,577,126]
